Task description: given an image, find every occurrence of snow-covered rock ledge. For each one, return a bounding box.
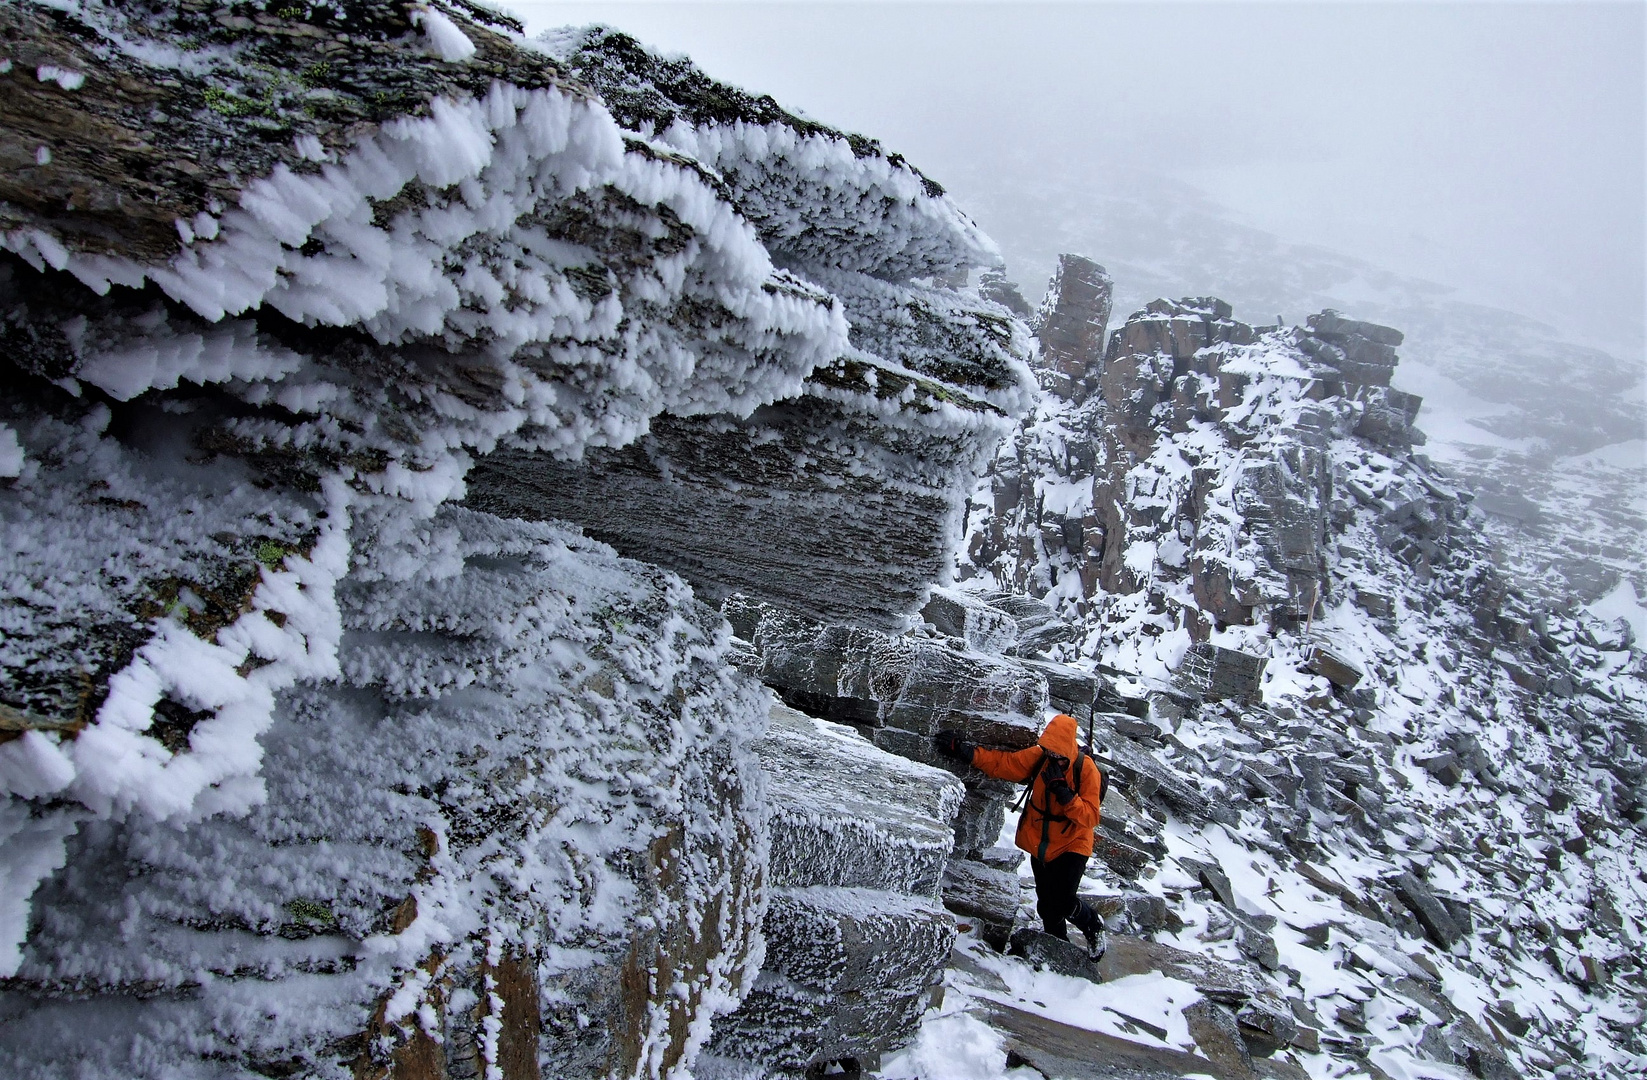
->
[0,4,1030,1076]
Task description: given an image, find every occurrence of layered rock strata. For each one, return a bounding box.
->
[0,5,1031,1077]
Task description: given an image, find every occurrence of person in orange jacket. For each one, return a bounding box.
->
[936,713,1108,959]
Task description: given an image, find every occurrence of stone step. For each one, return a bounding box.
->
[760,705,964,897]
[707,972,941,1071]
[762,886,954,996]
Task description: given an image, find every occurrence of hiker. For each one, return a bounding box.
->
[935,713,1108,959]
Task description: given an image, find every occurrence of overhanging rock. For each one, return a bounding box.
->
[467,356,1017,630]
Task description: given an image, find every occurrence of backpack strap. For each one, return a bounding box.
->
[1009,751,1049,813]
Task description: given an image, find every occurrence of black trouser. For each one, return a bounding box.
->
[1029,852,1088,939]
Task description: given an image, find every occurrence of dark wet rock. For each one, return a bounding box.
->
[1007,928,1103,984]
[1416,751,1465,787]
[1390,872,1464,950]
[942,859,1021,949]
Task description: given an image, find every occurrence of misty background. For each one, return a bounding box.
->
[515,0,1645,595]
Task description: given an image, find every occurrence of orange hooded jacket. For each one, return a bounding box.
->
[970,713,1103,862]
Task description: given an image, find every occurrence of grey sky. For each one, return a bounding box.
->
[514,2,1644,361]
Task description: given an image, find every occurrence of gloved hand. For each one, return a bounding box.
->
[934,730,975,764]
[1043,754,1075,804]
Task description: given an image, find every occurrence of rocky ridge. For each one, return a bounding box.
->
[925,259,1647,1079]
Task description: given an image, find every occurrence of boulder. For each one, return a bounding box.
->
[751,608,1048,743]
[1354,386,1425,449]
[1019,658,1100,720]
[710,705,964,1075]
[761,887,955,998]
[707,975,938,1074]
[921,586,1020,654]
[1182,1000,1256,1078]
[978,592,1080,656]
[1086,893,1182,936]
[1235,998,1299,1057]
[1390,872,1464,950]
[1416,752,1465,787]
[1307,645,1364,690]
[1176,643,1269,702]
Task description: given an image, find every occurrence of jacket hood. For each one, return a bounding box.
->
[1037,713,1080,759]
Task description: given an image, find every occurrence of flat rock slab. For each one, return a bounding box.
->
[975,1000,1245,1080]
[1094,935,1271,1002]
[1008,928,1103,984]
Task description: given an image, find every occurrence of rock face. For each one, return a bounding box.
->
[703,704,962,1076]
[1,509,769,1079]
[725,596,1054,874]
[0,6,1031,1077]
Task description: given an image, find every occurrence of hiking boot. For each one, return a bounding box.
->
[1070,900,1107,961]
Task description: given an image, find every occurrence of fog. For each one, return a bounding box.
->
[516,1,1643,367]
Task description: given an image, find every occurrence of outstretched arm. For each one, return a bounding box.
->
[970,742,1045,784]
